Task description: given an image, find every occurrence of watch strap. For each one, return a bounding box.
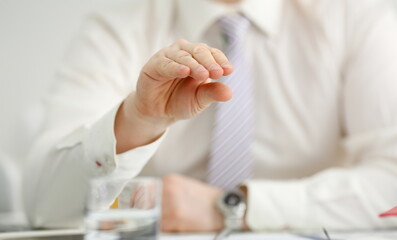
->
[225,216,243,230]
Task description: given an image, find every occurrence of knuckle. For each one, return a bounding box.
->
[151,51,164,62]
[192,43,209,55]
[211,48,223,56]
[160,44,172,54]
[175,50,191,60]
[160,59,173,70]
[170,42,179,49]
[211,49,228,65]
[197,42,208,48]
[175,38,188,45]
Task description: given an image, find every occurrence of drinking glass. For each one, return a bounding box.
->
[84,177,161,240]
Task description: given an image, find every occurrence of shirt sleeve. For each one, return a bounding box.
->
[23,10,160,228]
[244,0,397,231]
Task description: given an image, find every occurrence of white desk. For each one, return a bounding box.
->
[0,230,306,240]
[1,229,397,240]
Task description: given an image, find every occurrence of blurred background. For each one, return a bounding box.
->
[0,0,127,226]
[1,0,397,226]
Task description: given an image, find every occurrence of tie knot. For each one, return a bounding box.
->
[219,14,250,43]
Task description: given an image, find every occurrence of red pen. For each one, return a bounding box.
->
[379,206,397,217]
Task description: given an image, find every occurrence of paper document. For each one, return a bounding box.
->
[161,232,310,240]
[331,230,397,240]
[161,230,397,240]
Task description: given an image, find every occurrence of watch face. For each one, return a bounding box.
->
[224,192,241,206]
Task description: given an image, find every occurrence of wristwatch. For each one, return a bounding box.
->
[215,189,247,239]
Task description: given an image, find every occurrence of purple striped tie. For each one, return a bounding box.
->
[207,15,254,190]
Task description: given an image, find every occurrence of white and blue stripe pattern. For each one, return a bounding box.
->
[207,14,254,190]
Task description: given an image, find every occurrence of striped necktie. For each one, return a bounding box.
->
[207,14,254,190]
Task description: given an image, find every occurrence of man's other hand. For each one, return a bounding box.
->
[161,174,224,232]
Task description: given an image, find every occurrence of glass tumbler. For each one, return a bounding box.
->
[84,177,162,240]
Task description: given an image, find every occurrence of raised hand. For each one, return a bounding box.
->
[115,39,233,153]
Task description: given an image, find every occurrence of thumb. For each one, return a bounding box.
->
[196,82,232,108]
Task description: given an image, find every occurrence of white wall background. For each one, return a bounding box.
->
[0,0,127,217]
[0,0,130,164]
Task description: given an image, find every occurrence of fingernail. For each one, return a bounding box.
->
[196,66,207,72]
[179,65,189,71]
[221,63,233,68]
[208,64,222,71]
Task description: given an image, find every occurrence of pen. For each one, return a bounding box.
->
[298,228,333,240]
[323,228,331,240]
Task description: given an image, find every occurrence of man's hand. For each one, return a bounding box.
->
[161,174,224,232]
[115,39,233,153]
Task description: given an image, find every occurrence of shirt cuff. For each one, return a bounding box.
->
[83,103,165,178]
[243,179,308,230]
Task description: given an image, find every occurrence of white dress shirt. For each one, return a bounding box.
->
[24,0,397,231]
